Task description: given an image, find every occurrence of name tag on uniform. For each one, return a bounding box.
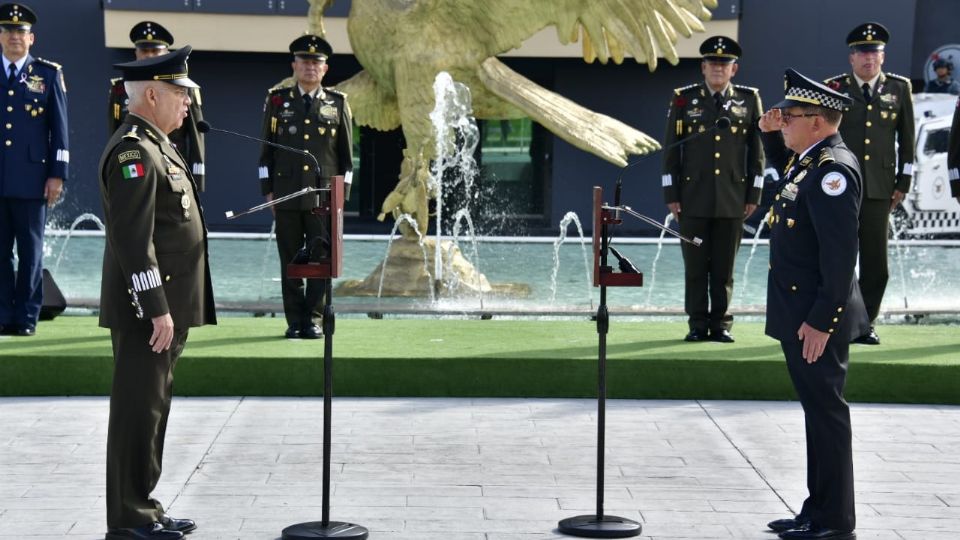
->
[780,182,799,201]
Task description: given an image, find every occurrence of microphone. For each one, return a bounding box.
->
[197,120,323,178]
[608,246,640,274]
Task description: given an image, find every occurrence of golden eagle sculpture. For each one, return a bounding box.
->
[310,0,717,237]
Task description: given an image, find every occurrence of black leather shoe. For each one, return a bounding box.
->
[284,326,301,339]
[684,329,708,342]
[710,329,735,343]
[159,515,196,534]
[17,326,35,336]
[106,522,184,539]
[0,324,16,336]
[852,327,880,345]
[768,516,810,533]
[301,323,323,339]
[778,523,855,540]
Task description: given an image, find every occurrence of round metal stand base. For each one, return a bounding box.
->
[558,515,642,538]
[281,521,369,539]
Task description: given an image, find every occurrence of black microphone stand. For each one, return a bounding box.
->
[558,122,723,538]
[214,121,368,540]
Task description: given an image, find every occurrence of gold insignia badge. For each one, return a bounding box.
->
[731,126,739,134]
[787,218,795,228]
[319,104,337,118]
[794,170,808,184]
[181,193,191,210]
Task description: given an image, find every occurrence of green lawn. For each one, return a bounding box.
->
[1,316,958,403]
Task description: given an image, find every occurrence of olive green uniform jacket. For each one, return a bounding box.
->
[258,85,353,210]
[108,78,207,191]
[825,72,915,199]
[662,82,764,217]
[97,113,216,329]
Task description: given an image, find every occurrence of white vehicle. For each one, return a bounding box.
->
[901,93,960,237]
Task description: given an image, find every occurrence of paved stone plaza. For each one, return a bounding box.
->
[0,397,958,539]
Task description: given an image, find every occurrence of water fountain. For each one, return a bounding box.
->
[550,211,593,309]
[335,72,529,302]
[737,216,768,305]
[51,213,105,275]
[643,213,675,307]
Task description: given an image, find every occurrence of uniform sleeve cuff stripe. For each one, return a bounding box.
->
[344,171,353,184]
[56,149,69,163]
[902,163,914,176]
[661,174,672,187]
[258,166,269,180]
[950,168,960,181]
[192,163,205,176]
[131,268,162,293]
[753,175,764,188]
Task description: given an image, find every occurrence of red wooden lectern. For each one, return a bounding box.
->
[559,186,643,539]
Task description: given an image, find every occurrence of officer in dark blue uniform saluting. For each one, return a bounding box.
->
[0,2,68,337]
[758,69,869,540]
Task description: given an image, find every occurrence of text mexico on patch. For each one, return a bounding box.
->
[122,162,145,180]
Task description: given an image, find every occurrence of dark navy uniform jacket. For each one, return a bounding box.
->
[0,55,69,198]
[761,131,870,342]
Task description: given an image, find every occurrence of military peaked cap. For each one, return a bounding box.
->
[114,44,198,88]
[0,3,35,29]
[130,21,174,49]
[700,35,740,63]
[773,68,851,112]
[847,22,888,52]
[289,34,332,59]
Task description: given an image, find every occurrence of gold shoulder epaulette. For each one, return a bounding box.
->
[818,148,836,166]
[267,85,288,94]
[325,87,346,98]
[825,73,847,82]
[34,57,62,70]
[673,83,700,95]
[143,128,160,143]
[122,125,140,141]
[110,77,123,85]
[885,72,911,84]
[733,84,758,94]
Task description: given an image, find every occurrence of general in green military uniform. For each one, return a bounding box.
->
[662,36,764,343]
[107,21,206,190]
[99,46,214,540]
[825,22,915,345]
[258,34,353,339]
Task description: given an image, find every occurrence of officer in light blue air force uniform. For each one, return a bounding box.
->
[0,2,68,337]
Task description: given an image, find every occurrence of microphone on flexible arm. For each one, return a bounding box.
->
[197,120,325,219]
[605,116,730,267]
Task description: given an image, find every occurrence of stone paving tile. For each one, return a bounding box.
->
[1,397,960,539]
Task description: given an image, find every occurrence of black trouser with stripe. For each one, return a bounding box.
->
[679,216,743,332]
[106,324,189,528]
[781,337,856,532]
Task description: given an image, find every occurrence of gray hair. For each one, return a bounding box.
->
[123,80,159,108]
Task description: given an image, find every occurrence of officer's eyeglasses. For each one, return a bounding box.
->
[779,112,819,124]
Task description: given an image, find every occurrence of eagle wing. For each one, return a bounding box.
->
[465,0,717,69]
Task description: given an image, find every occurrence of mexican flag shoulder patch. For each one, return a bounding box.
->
[122,162,145,180]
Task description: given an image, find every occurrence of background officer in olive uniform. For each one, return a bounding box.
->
[825,22,914,345]
[759,69,868,540]
[662,36,763,343]
[99,46,214,540]
[948,101,960,203]
[259,34,353,339]
[107,21,206,191]
[0,2,68,337]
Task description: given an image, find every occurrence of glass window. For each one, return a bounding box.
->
[478,118,546,219]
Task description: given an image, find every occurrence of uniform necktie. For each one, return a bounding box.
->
[303,92,313,110]
[714,91,723,110]
[861,82,871,102]
[7,64,16,86]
